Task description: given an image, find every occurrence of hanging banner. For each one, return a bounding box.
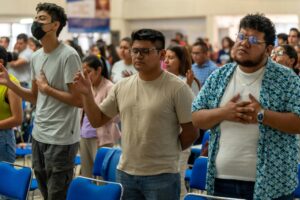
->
[67,0,110,33]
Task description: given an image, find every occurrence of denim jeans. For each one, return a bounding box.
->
[116,169,180,200]
[0,129,16,163]
[214,178,294,200]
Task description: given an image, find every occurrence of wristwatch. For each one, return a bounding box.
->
[257,109,265,123]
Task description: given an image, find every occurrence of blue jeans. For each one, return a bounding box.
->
[0,129,16,163]
[116,170,180,200]
[214,178,294,200]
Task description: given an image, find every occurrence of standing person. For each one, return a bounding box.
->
[216,36,234,66]
[288,28,300,47]
[9,33,33,87]
[164,44,200,199]
[111,37,137,83]
[74,28,198,200]
[191,41,218,86]
[192,13,300,200]
[0,36,10,50]
[80,55,121,178]
[271,44,299,74]
[0,3,82,200]
[0,46,22,163]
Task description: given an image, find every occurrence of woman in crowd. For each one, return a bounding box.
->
[164,45,200,96]
[0,46,22,163]
[216,36,234,66]
[111,37,137,83]
[80,55,121,178]
[164,45,200,199]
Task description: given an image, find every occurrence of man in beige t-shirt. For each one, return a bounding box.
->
[74,28,198,200]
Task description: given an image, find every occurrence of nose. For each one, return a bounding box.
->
[240,39,251,48]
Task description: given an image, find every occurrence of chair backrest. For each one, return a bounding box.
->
[101,148,122,182]
[66,176,122,200]
[189,156,208,190]
[184,193,246,200]
[294,164,300,197]
[201,130,210,148]
[93,147,112,177]
[0,162,32,200]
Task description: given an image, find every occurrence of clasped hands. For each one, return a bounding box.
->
[222,93,262,124]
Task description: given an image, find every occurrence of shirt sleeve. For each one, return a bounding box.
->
[99,84,119,118]
[286,75,300,117]
[192,74,213,112]
[174,84,195,124]
[64,53,82,84]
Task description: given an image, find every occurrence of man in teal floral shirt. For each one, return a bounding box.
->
[192,13,300,200]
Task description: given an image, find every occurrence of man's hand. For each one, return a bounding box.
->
[73,69,93,96]
[244,94,262,123]
[36,71,49,94]
[0,64,12,87]
[222,94,255,123]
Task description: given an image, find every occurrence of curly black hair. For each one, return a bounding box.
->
[239,13,276,46]
[36,3,67,37]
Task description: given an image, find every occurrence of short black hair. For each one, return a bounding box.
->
[289,28,300,38]
[239,13,276,46]
[192,41,209,53]
[36,3,67,37]
[17,33,28,42]
[277,33,288,42]
[131,29,165,50]
[280,44,298,68]
[82,55,109,79]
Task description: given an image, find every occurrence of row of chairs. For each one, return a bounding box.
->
[0,147,123,200]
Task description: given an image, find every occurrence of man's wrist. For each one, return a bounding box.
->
[257,108,265,123]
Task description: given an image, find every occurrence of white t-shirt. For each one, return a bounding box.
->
[31,43,82,145]
[216,66,265,181]
[8,48,33,83]
[99,71,195,175]
[111,60,137,83]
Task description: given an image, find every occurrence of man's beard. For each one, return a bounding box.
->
[234,53,266,68]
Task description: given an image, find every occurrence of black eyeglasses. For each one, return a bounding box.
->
[236,33,266,45]
[130,48,160,56]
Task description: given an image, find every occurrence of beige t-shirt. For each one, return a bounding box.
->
[99,71,195,175]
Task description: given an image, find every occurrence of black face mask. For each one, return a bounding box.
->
[31,21,52,40]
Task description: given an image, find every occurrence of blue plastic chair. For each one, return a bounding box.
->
[293,164,300,197]
[101,148,122,182]
[93,147,112,177]
[186,131,210,183]
[66,176,123,200]
[0,162,32,200]
[189,156,208,190]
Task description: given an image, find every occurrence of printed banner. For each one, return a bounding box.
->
[66,0,110,33]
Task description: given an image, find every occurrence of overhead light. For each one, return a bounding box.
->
[20,18,33,24]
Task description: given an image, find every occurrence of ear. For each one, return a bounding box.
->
[289,58,296,67]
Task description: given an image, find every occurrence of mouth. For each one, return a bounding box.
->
[237,48,248,54]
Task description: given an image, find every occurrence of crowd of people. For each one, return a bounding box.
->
[0,2,299,200]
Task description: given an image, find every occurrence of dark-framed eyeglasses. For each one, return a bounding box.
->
[236,33,266,45]
[271,49,286,57]
[130,48,160,56]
